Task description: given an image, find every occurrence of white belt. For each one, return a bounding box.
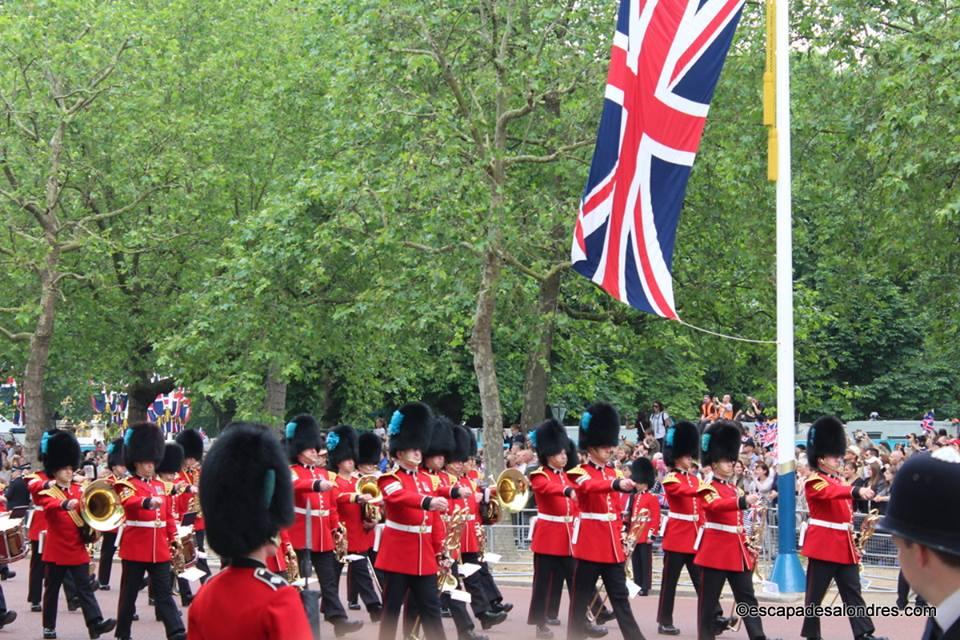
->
[579,512,616,522]
[703,522,742,534]
[666,512,697,522]
[385,520,432,534]
[464,515,476,521]
[808,518,852,531]
[125,520,165,529]
[33,505,44,511]
[294,508,330,516]
[537,513,574,523]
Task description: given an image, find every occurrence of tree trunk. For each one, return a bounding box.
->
[263,362,287,425]
[520,268,561,430]
[127,377,175,425]
[472,245,505,481]
[207,396,237,434]
[23,255,60,467]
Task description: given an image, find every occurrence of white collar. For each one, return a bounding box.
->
[936,587,960,633]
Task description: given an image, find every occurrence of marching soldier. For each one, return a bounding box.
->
[694,421,778,640]
[328,424,383,621]
[566,402,645,640]
[188,421,311,639]
[627,456,660,597]
[157,442,193,608]
[174,429,211,584]
[375,402,448,640]
[348,430,385,608]
[36,430,116,639]
[286,414,363,637]
[96,438,127,591]
[113,421,186,640]
[801,416,887,640]
[657,420,729,636]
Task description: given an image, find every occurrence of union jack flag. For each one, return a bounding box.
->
[921,410,936,436]
[571,0,745,318]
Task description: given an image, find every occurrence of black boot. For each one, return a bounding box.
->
[88,617,117,639]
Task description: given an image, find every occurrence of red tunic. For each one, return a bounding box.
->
[457,474,480,554]
[266,529,293,575]
[37,482,89,566]
[801,471,858,564]
[176,467,205,532]
[188,562,311,640]
[116,476,177,563]
[530,466,576,556]
[694,479,753,572]
[25,471,50,542]
[568,461,626,564]
[661,469,701,553]
[287,464,338,552]
[334,473,372,553]
[629,490,661,545]
[375,467,442,575]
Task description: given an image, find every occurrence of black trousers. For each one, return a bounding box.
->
[97,531,118,587]
[897,570,927,608]
[296,548,348,621]
[29,540,79,606]
[631,543,653,593]
[43,563,105,630]
[379,571,446,640]
[568,559,644,640]
[460,551,502,616]
[336,552,381,611]
[116,560,184,639]
[404,563,473,635]
[657,550,722,626]
[194,529,211,584]
[698,566,763,640]
[528,553,574,625]
[802,558,874,638]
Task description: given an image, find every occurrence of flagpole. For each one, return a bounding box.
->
[769,0,806,593]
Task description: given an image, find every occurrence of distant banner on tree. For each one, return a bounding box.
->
[148,388,192,434]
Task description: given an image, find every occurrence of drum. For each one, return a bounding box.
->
[179,531,198,569]
[0,518,28,564]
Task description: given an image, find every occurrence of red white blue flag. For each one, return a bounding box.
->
[571,0,745,318]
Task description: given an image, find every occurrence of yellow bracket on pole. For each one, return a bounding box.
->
[765,0,777,181]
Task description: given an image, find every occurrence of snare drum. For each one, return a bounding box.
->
[0,518,28,564]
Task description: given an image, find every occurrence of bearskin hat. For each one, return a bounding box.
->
[326,425,359,470]
[106,438,125,469]
[200,422,294,560]
[425,416,456,458]
[285,414,324,463]
[578,402,621,449]
[564,437,580,471]
[387,402,434,457]
[357,432,383,467]
[42,430,81,476]
[631,456,656,488]
[175,429,204,462]
[532,419,571,466]
[467,427,479,459]
[449,425,472,464]
[158,442,185,475]
[700,420,742,466]
[807,415,847,464]
[123,422,166,468]
[663,420,699,467]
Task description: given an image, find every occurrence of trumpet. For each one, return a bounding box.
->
[284,543,300,584]
[333,523,349,564]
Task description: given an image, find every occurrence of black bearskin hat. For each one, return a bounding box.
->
[107,438,125,469]
[357,432,383,467]
[701,420,742,466]
[578,402,620,449]
[201,422,294,560]
[807,416,847,464]
[42,430,81,476]
[449,425,472,463]
[175,429,204,462]
[326,425,359,470]
[564,437,580,471]
[664,420,700,467]
[158,442,185,475]
[631,457,656,488]
[123,422,166,468]
[37,428,61,462]
[467,428,478,459]
[532,419,571,466]
[425,416,455,459]
[285,414,323,463]
[387,402,434,457]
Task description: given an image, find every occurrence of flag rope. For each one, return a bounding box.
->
[675,318,777,344]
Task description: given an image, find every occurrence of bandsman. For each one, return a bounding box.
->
[96,438,127,591]
[627,456,660,597]
[348,430,385,608]
[157,442,193,608]
[175,429,211,584]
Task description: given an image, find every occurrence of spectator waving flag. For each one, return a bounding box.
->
[571,0,745,318]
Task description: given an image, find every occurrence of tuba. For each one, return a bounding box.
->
[356,474,383,523]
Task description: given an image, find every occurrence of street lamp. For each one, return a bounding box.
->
[550,404,567,424]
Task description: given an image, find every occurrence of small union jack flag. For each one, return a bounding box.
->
[572,0,745,318]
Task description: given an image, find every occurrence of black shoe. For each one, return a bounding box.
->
[460,631,489,640]
[585,622,608,638]
[441,607,452,618]
[535,624,554,639]
[98,583,110,591]
[369,607,382,623]
[596,609,616,625]
[658,624,681,636]
[478,610,508,630]
[333,619,364,637]
[181,594,194,608]
[493,602,514,613]
[88,618,116,639]
[43,629,57,639]
[132,613,139,621]
[0,570,14,580]
[67,599,80,612]
[719,615,739,632]
[0,610,15,628]
[639,589,649,596]
[348,602,361,610]
[169,632,187,640]
[31,604,42,613]
[148,597,155,607]
[545,617,561,626]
